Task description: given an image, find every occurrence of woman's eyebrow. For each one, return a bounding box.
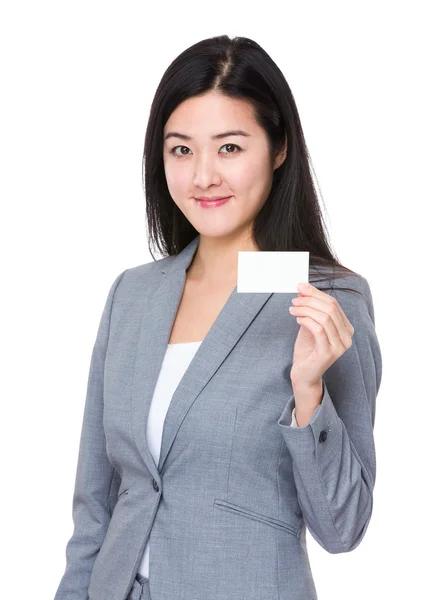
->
[164,129,251,142]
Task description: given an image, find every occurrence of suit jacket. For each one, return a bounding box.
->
[54,234,382,600]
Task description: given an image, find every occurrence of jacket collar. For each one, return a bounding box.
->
[131,233,274,478]
[159,234,201,274]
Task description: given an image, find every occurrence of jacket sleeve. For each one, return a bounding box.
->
[54,269,127,600]
[277,275,382,554]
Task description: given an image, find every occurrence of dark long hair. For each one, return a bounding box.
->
[142,35,361,295]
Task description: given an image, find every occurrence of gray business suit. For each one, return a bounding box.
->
[54,233,382,600]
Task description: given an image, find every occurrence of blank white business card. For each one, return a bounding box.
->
[237,251,309,293]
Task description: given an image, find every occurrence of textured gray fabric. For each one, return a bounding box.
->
[54,234,382,600]
[127,573,150,600]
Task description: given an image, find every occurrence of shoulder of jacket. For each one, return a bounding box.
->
[110,255,172,299]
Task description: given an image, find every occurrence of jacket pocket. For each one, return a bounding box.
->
[117,489,129,501]
[213,499,299,538]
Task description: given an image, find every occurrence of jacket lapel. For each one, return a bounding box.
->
[131,234,273,478]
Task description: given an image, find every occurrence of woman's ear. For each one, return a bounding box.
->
[273,136,288,170]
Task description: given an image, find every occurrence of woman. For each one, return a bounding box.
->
[54,35,382,600]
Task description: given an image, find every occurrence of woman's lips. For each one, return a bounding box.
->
[195,196,232,208]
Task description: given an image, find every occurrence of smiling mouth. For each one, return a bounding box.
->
[194,196,232,207]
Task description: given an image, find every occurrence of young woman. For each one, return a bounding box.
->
[54,35,382,600]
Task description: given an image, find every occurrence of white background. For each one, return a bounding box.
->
[1,2,429,598]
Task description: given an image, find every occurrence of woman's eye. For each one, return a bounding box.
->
[169,143,242,157]
[170,146,191,157]
[219,143,241,154]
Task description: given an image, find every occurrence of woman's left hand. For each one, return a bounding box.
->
[288,282,355,389]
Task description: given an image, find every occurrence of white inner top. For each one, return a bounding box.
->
[137,341,203,578]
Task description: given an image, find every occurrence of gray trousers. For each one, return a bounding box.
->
[127,573,151,600]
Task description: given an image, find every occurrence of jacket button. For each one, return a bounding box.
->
[152,478,159,492]
[319,430,328,442]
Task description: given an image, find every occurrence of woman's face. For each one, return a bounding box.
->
[162,91,286,241]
